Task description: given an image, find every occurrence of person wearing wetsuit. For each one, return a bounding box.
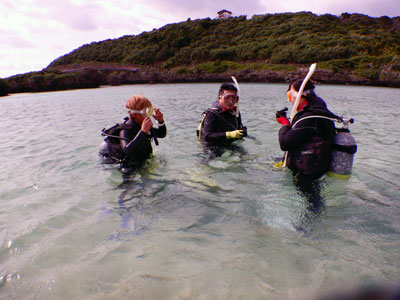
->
[99,95,166,171]
[276,81,338,229]
[277,80,337,178]
[200,83,246,157]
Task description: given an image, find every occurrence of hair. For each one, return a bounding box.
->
[125,95,152,111]
[219,83,237,96]
[288,80,315,92]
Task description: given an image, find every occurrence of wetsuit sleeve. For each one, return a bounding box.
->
[278,118,317,151]
[238,115,245,131]
[153,123,167,138]
[201,111,229,142]
[120,129,152,158]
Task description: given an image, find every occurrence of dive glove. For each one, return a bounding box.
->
[276,107,290,126]
[275,107,288,119]
[226,130,244,139]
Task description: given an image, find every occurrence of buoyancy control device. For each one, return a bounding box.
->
[328,118,357,180]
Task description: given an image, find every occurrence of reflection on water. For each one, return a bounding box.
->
[0,84,399,299]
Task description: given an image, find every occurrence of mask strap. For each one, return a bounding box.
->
[128,109,145,115]
[222,92,238,100]
[128,107,154,117]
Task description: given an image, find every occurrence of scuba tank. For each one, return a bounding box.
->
[328,118,357,180]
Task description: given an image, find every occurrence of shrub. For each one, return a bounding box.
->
[175,67,192,75]
[194,61,243,73]
[0,78,10,96]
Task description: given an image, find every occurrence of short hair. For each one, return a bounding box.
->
[288,80,315,92]
[219,83,237,96]
[125,95,152,111]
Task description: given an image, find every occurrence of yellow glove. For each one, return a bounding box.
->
[226,130,244,140]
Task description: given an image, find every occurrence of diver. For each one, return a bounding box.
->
[276,80,338,179]
[197,83,247,158]
[99,95,167,173]
[276,80,339,230]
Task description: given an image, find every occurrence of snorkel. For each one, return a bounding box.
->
[230,76,257,142]
[231,76,240,118]
[281,63,317,168]
[289,63,317,121]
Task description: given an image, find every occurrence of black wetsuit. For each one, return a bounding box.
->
[278,94,337,178]
[100,118,167,169]
[201,101,244,148]
[279,94,338,230]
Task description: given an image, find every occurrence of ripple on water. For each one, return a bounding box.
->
[1,84,400,299]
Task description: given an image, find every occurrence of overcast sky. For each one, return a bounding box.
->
[0,0,399,78]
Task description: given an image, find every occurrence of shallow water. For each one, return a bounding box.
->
[1,83,399,299]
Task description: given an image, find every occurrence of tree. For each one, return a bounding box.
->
[0,78,10,96]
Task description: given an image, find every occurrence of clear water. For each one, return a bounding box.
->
[1,83,399,299]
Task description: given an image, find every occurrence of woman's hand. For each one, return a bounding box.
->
[141,117,153,134]
[153,108,164,123]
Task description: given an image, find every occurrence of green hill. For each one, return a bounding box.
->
[3,12,400,95]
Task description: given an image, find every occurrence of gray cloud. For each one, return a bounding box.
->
[324,0,400,17]
[27,0,99,31]
[68,12,97,31]
[1,0,399,78]
[140,0,267,20]
[2,35,35,48]
[261,0,400,17]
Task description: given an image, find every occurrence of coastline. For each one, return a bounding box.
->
[2,62,400,96]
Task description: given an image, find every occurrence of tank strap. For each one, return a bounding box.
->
[197,107,230,141]
[207,108,240,130]
[101,120,131,142]
[333,143,358,154]
[292,115,341,129]
[101,130,130,141]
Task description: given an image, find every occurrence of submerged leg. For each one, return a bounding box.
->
[293,173,325,232]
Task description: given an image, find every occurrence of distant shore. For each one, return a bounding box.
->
[3,12,400,96]
[2,62,400,96]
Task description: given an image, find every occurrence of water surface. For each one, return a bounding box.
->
[1,83,399,299]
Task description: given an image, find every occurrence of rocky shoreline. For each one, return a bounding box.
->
[3,62,400,95]
[49,63,400,87]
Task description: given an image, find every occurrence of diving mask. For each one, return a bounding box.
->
[128,106,154,117]
[287,91,298,103]
[287,89,314,103]
[221,92,239,106]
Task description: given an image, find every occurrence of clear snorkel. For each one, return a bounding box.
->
[230,76,249,138]
[231,76,240,118]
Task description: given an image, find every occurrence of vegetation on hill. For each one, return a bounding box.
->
[3,12,400,95]
[48,12,400,72]
[0,78,10,96]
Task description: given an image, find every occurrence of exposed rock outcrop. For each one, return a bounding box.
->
[4,62,400,95]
